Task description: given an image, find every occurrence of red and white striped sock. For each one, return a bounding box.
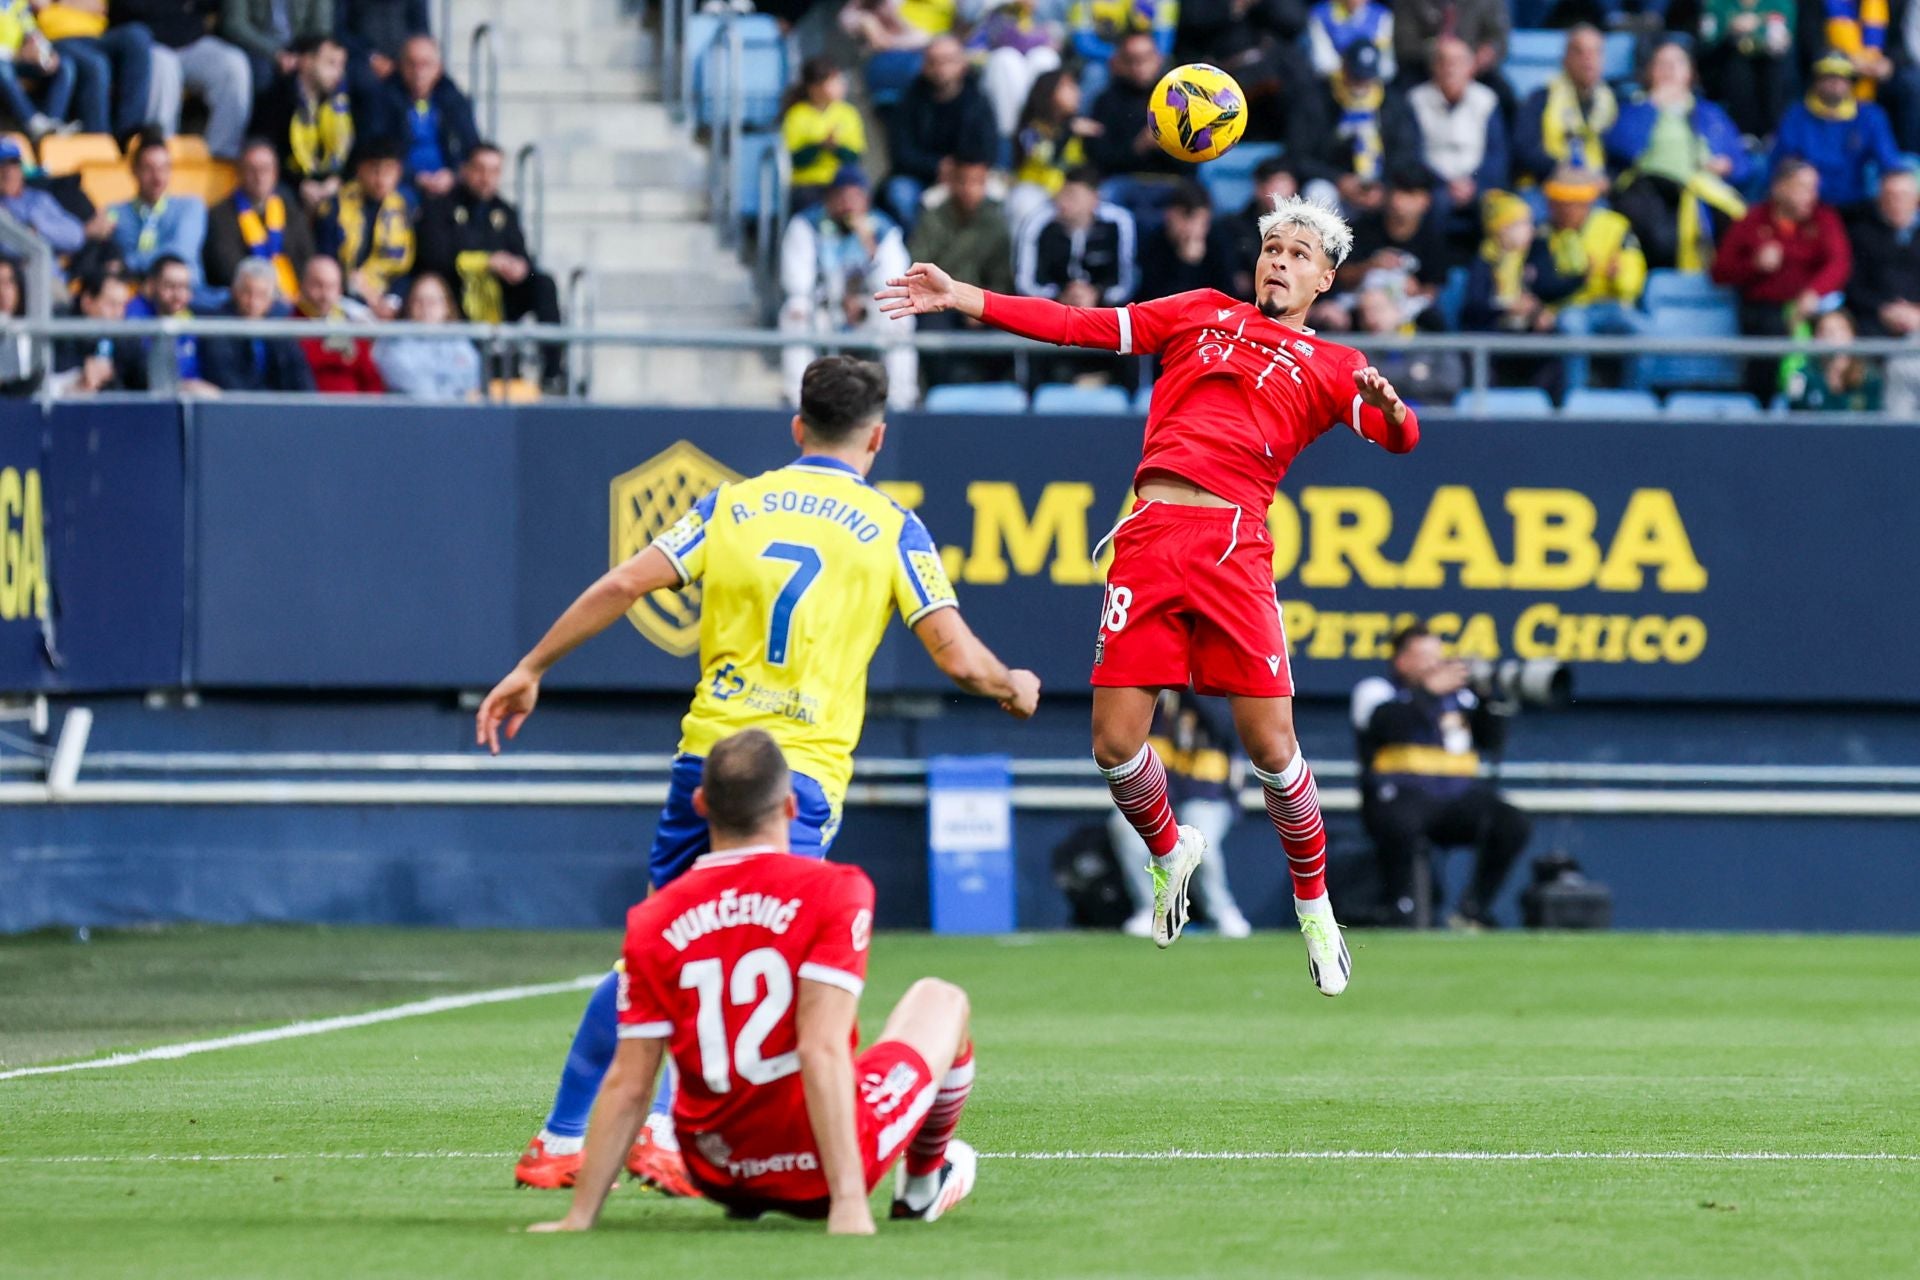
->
[905,1042,974,1177]
[1100,745,1180,858]
[1255,752,1328,900]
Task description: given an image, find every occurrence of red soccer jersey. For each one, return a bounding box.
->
[979,288,1418,514]
[617,848,875,1150]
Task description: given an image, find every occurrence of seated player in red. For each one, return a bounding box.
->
[878,195,1421,993]
[529,728,978,1236]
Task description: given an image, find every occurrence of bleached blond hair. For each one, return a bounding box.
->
[1257,194,1354,268]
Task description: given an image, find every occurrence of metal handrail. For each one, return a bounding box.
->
[565,265,596,398]
[469,22,500,142]
[722,13,746,247]
[514,142,545,262]
[0,209,56,404]
[661,0,685,116]
[437,0,453,52]
[754,139,791,322]
[8,316,1920,357]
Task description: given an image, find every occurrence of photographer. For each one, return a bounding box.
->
[1351,624,1530,928]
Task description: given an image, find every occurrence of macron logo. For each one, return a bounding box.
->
[1217,308,1235,321]
[1267,655,1282,675]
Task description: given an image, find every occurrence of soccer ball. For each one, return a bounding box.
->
[1146,63,1248,164]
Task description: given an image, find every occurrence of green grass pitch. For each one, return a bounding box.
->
[2,925,1916,1279]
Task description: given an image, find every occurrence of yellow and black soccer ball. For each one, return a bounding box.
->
[1146,63,1248,164]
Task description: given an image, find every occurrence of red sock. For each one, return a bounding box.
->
[906,1042,974,1177]
[1257,752,1327,899]
[1100,745,1180,857]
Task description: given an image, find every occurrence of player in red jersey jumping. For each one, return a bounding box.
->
[878,196,1420,993]
[530,728,978,1236]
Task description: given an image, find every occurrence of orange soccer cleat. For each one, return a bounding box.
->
[625,1126,697,1198]
[513,1133,583,1190]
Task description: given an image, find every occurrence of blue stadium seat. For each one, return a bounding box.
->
[1197,142,1284,217]
[1506,62,1559,101]
[1603,32,1637,81]
[689,14,787,130]
[1132,382,1153,415]
[1451,387,1555,415]
[1561,388,1660,419]
[1033,383,1133,415]
[1643,268,1735,311]
[1508,29,1566,66]
[864,49,922,110]
[924,382,1031,414]
[1664,391,1764,418]
[1633,303,1743,391]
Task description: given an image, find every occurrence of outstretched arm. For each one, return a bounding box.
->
[913,607,1041,718]
[475,547,682,754]
[877,261,1132,351]
[1351,366,1420,453]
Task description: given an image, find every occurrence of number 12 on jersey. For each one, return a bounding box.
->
[761,542,822,665]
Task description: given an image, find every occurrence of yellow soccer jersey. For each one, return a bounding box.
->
[650,455,958,805]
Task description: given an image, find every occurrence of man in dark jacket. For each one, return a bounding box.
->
[1136,180,1237,301]
[1013,165,1136,382]
[50,271,148,396]
[335,0,430,123]
[251,34,355,216]
[374,34,478,197]
[205,137,316,297]
[882,34,994,234]
[198,256,317,390]
[1289,42,1420,219]
[1086,31,1185,181]
[416,141,562,386]
[1846,165,1920,337]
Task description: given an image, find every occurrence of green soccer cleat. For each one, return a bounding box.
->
[1148,825,1206,949]
[1296,894,1351,996]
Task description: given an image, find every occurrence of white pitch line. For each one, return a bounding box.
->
[0,1151,1914,1165]
[0,975,604,1082]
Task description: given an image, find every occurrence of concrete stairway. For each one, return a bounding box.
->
[444,0,784,403]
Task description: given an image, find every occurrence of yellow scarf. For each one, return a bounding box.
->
[289,89,355,181]
[1331,72,1387,183]
[1805,90,1859,121]
[453,250,504,324]
[1540,74,1617,175]
[333,184,415,292]
[1674,171,1748,272]
[236,194,300,298]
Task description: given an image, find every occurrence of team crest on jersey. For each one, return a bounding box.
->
[1293,339,1314,359]
[610,441,743,656]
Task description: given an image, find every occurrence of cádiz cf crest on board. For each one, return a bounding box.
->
[610,441,742,656]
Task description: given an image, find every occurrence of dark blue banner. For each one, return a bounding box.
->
[0,401,183,693]
[20,399,1914,704]
[508,408,1920,704]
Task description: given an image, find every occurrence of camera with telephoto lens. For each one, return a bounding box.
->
[1467,659,1572,711]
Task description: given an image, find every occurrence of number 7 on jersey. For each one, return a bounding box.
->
[761,542,823,665]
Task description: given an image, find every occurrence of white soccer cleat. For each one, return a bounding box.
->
[1120,908,1153,939]
[1295,894,1351,996]
[1147,825,1206,949]
[890,1139,978,1222]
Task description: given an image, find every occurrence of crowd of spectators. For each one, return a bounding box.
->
[0,13,565,400]
[773,0,1920,410]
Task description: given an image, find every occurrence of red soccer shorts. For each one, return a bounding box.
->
[680,1040,936,1219]
[1094,501,1294,698]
